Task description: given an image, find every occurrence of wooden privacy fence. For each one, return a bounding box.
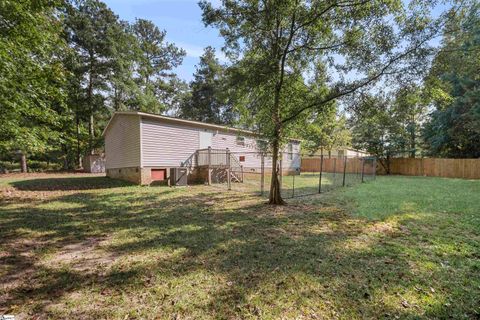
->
[376,158,480,179]
[301,157,376,175]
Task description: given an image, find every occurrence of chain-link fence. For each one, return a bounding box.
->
[195,149,376,199]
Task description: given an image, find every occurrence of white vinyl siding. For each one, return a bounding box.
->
[141,118,200,167]
[282,141,301,171]
[104,115,141,169]
[135,115,301,170]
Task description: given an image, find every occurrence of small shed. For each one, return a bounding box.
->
[102,111,301,185]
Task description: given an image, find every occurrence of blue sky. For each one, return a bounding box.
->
[103,0,449,83]
[103,0,224,82]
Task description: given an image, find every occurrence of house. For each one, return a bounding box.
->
[102,111,301,185]
[317,147,370,158]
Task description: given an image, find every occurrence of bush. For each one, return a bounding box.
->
[0,160,62,173]
[28,161,62,172]
[0,161,20,172]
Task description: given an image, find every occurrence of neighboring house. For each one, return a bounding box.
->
[102,111,301,185]
[317,147,370,158]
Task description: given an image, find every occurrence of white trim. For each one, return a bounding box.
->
[139,116,143,168]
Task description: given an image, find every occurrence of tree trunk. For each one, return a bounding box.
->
[382,154,391,174]
[62,144,69,170]
[410,119,416,158]
[88,56,95,155]
[76,109,82,169]
[268,136,285,205]
[20,153,27,173]
[89,112,94,154]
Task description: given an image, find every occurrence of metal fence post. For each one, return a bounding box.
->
[226,148,231,190]
[292,173,295,198]
[333,158,337,184]
[207,146,212,185]
[361,158,365,183]
[260,152,265,196]
[318,155,323,193]
[342,156,347,187]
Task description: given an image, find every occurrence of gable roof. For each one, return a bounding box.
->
[102,111,301,142]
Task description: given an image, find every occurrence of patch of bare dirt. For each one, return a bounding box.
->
[0,236,116,315]
[0,186,75,202]
[45,237,116,272]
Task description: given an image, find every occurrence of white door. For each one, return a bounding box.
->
[199,131,213,149]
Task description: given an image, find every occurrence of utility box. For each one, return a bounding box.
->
[170,168,188,186]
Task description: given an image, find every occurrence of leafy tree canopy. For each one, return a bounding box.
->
[0,0,66,166]
[200,0,448,204]
[422,3,480,158]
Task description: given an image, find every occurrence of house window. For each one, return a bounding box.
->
[257,139,268,151]
[288,143,293,160]
[236,136,245,146]
[239,156,245,162]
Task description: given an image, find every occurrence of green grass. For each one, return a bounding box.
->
[0,173,479,319]
[221,171,369,197]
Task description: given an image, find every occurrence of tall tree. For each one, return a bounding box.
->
[201,0,445,204]
[422,4,480,158]
[0,0,66,172]
[300,110,352,157]
[180,46,234,124]
[350,94,408,173]
[392,85,427,158]
[64,0,124,154]
[131,18,186,114]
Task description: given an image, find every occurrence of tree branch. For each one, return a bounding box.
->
[281,41,429,124]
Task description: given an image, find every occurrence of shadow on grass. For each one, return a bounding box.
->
[0,176,479,318]
[10,176,134,191]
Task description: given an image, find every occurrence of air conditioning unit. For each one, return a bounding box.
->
[170,168,188,186]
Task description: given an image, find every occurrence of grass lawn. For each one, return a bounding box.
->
[221,171,371,197]
[1,173,479,319]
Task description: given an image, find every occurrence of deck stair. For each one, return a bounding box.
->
[194,148,244,184]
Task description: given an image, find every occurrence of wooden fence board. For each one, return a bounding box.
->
[305,157,480,179]
[371,157,479,179]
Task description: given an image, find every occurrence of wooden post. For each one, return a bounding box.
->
[318,155,323,193]
[261,153,265,196]
[207,146,212,185]
[226,148,231,190]
[342,156,347,187]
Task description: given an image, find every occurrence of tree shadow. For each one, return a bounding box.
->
[10,176,134,191]
[0,184,478,318]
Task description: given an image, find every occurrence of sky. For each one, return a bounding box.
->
[103,0,450,84]
[103,0,224,82]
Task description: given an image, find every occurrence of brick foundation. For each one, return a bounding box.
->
[106,167,147,185]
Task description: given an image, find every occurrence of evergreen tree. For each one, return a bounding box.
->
[180,46,233,124]
[64,0,125,154]
[131,18,186,114]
